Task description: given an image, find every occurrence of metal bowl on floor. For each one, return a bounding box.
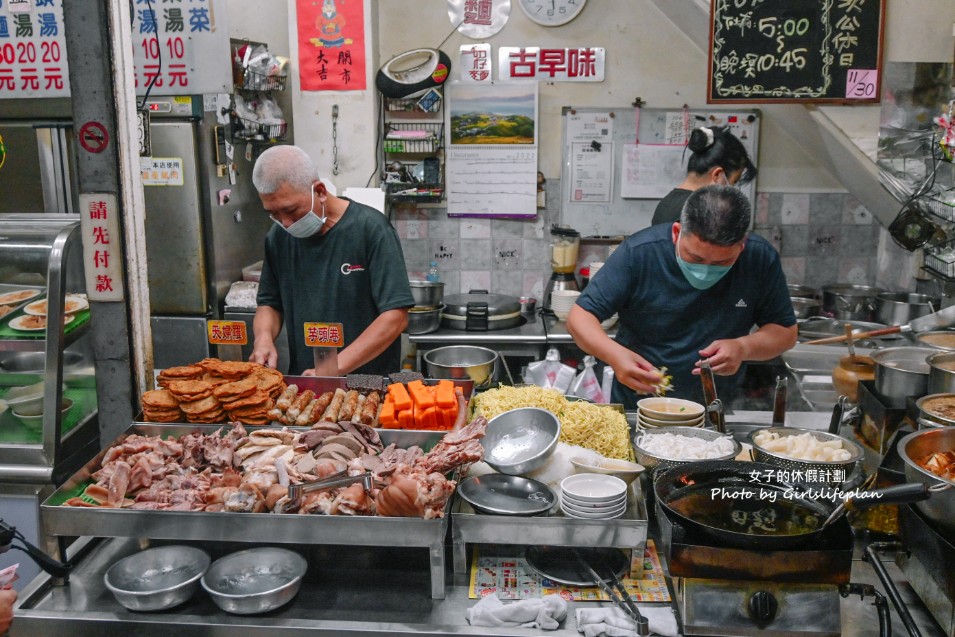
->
[482,407,561,475]
[104,545,210,612]
[201,547,307,615]
[423,345,498,387]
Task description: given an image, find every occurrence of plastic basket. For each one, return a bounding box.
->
[230,114,288,142]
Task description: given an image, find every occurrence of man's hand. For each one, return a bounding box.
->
[608,349,664,395]
[249,340,279,369]
[301,368,316,376]
[0,587,17,634]
[695,339,746,375]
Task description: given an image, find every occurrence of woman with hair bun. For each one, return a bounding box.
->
[651,125,757,225]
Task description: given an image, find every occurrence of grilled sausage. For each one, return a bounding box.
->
[309,391,335,424]
[350,394,366,424]
[295,398,319,427]
[321,388,346,422]
[267,408,284,423]
[338,390,360,422]
[276,385,298,411]
[359,390,381,426]
[287,389,315,421]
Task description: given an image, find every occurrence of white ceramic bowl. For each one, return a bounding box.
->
[563,502,627,519]
[569,456,645,485]
[12,398,73,430]
[559,473,628,503]
[636,397,705,421]
[637,410,705,428]
[561,491,626,510]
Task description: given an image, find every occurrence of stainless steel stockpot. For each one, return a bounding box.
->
[822,284,883,322]
[875,292,939,327]
[870,347,934,402]
[928,351,955,395]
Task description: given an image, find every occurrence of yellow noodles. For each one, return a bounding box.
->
[472,386,634,461]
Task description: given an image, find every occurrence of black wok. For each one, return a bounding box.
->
[654,460,933,550]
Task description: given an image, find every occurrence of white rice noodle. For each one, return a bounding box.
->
[635,432,735,461]
[753,430,851,462]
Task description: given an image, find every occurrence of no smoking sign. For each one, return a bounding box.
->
[78,121,109,154]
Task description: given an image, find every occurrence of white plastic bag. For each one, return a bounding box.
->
[570,356,605,403]
[601,365,615,404]
[524,348,575,395]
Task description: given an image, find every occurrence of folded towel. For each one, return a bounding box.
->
[576,605,679,637]
[467,593,568,630]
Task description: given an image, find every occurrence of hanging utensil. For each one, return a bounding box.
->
[805,304,955,345]
[771,376,787,427]
[572,549,649,636]
[829,395,849,435]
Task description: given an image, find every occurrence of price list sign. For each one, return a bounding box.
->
[708,0,884,103]
[0,0,230,99]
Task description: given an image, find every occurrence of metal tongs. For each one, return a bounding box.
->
[700,360,726,434]
[572,549,650,636]
[284,470,374,512]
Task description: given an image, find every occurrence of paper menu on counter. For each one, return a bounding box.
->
[468,540,670,602]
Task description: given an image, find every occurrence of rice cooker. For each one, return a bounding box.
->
[442,290,522,331]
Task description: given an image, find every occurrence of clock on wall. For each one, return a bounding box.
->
[518,0,587,26]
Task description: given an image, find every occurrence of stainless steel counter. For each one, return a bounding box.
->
[11,535,946,636]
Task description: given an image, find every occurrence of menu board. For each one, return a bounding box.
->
[708,0,884,103]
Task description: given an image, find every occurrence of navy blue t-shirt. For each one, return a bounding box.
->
[577,223,795,407]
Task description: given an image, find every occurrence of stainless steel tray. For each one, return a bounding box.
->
[41,423,452,598]
[450,481,648,575]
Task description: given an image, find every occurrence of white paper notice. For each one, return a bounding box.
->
[568,142,613,203]
[446,147,537,217]
[620,144,687,199]
[566,111,614,144]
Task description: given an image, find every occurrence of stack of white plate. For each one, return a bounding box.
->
[550,289,581,321]
[589,261,605,279]
[635,396,705,430]
[558,473,628,520]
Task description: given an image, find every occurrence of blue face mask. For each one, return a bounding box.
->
[675,233,733,290]
[272,184,326,239]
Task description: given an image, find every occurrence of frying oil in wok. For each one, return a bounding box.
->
[668,490,822,536]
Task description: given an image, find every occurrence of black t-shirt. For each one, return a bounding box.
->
[257,200,414,375]
[650,188,693,225]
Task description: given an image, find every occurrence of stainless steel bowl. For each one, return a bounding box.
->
[791,297,822,319]
[104,545,210,612]
[0,351,84,372]
[423,345,498,387]
[748,427,863,484]
[898,427,955,538]
[788,284,818,299]
[481,407,561,475]
[915,392,955,427]
[409,280,444,308]
[405,304,444,335]
[632,426,741,471]
[201,547,307,615]
[871,346,933,402]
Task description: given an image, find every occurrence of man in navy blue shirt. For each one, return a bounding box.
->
[567,185,797,407]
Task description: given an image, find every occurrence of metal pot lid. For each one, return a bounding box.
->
[443,290,521,317]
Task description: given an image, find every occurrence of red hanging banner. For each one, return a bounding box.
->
[296,0,366,91]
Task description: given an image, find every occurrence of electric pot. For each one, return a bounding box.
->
[441,290,523,331]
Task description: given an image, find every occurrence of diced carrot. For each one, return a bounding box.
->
[378,400,396,427]
[435,380,455,409]
[388,382,412,412]
[422,406,439,430]
[407,380,435,409]
[398,408,414,430]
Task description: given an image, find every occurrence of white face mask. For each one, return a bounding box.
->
[272,184,327,238]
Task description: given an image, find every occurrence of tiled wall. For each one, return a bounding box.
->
[394,181,922,298]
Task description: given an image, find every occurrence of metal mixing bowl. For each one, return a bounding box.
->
[423,345,498,387]
[406,304,444,335]
[201,547,307,615]
[898,427,955,538]
[481,407,561,475]
[409,280,444,308]
[104,545,210,611]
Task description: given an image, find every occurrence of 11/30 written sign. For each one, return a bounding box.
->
[708,0,884,103]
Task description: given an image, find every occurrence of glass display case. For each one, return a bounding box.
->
[0,214,99,588]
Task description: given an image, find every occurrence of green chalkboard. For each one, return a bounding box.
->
[708,0,885,103]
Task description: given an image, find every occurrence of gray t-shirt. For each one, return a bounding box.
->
[257,199,414,375]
